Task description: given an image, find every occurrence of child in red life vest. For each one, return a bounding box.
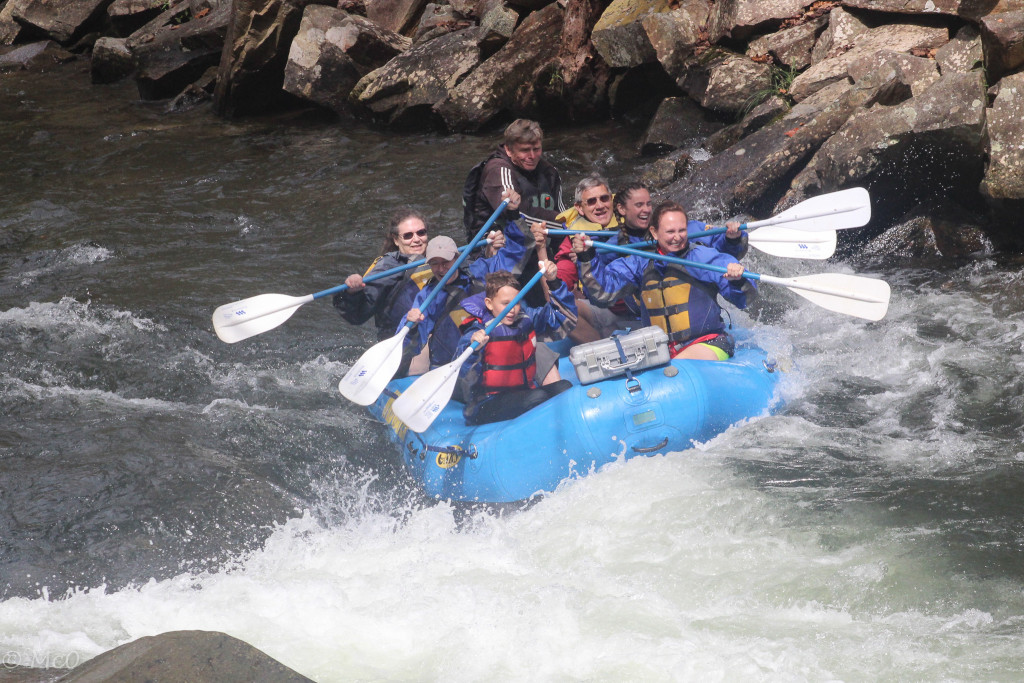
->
[454,268,575,425]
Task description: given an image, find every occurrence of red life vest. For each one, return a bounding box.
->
[477,319,537,394]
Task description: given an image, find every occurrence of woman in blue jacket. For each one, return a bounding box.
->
[572,201,755,361]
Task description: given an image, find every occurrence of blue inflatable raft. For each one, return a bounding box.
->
[366,336,782,503]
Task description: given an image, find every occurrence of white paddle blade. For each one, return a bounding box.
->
[392,349,473,432]
[748,226,837,260]
[338,327,410,405]
[762,272,891,321]
[753,187,871,232]
[212,293,312,343]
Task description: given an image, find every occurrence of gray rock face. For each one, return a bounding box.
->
[785,70,987,215]
[790,22,949,101]
[979,10,1024,79]
[10,0,109,43]
[57,630,314,683]
[708,0,813,43]
[747,15,826,70]
[214,0,328,119]
[639,96,720,155]
[366,0,429,34]
[862,204,993,260]
[809,7,868,65]
[90,35,133,83]
[981,71,1024,201]
[352,26,487,126]
[936,23,983,73]
[591,0,673,68]
[641,0,710,77]
[680,49,771,115]
[282,5,410,114]
[433,2,563,131]
[0,0,26,45]
[126,0,231,100]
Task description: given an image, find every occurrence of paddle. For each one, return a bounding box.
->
[391,267,548,433]
[338,200,510,406]
[545,226,837,260]
[587,240,890,321]
[212,241,493,344]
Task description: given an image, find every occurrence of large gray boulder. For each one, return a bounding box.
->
[680,48,771,115]
[107,0,166,36]
[126,0,231,100]
[843,0,1003,19]
[590,0,673,69]
[365,0,428,34]
[90,35,133,83]
[809,6,868,65]
[786,70,987,216]
[936,23,984,73]
[214,0,329,118]
[979,10,1024,80]
[747,14,826,70]
[282,5,410,114]
[708,0,813,43]
[641,0,710,77]
[789,22,949,101]
[845,50,940,103]
[980,72,1024,201]
[862,204,993,260]
[57,630,313,682]
[0,0,26,45]
[434,2,563,131]
[352,26,489,125]
[638,95,720,155]
[10,0,109,43]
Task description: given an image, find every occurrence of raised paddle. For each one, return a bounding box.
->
[391,267,548,433]
[338,199,510,406]
[545,226,838,260]
[537,186,870,234]
[587,240,890,321]
[212,241,492,344]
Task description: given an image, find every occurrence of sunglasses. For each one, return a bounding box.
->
[399,228,427,241]
[584,194,611,207]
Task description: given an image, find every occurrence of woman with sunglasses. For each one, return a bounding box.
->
[333,208,436,341]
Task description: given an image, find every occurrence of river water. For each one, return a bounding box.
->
[2,64,1024,681]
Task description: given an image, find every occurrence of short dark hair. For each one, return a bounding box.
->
[651,201,687,230]
[484,270,519,299]
[503,119,543,147]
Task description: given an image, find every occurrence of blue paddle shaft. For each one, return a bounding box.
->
[548,227,733,240]
[402,199,510,326]
[309,242,487,302]
[470,269,547,350]
[590,240,761,282]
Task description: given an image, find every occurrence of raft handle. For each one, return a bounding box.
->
[631,437,669,454]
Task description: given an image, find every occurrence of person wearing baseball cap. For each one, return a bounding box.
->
[401,196,531,374]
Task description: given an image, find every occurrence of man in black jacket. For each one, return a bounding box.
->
[464,119,565,240]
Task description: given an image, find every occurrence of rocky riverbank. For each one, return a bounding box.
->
[2,0,1023,251]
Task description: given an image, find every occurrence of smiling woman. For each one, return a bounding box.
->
[332,208,433,341]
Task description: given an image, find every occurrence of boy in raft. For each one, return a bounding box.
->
[453,268,575,425]
[571,200,755,361]
[401,199,528,373]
